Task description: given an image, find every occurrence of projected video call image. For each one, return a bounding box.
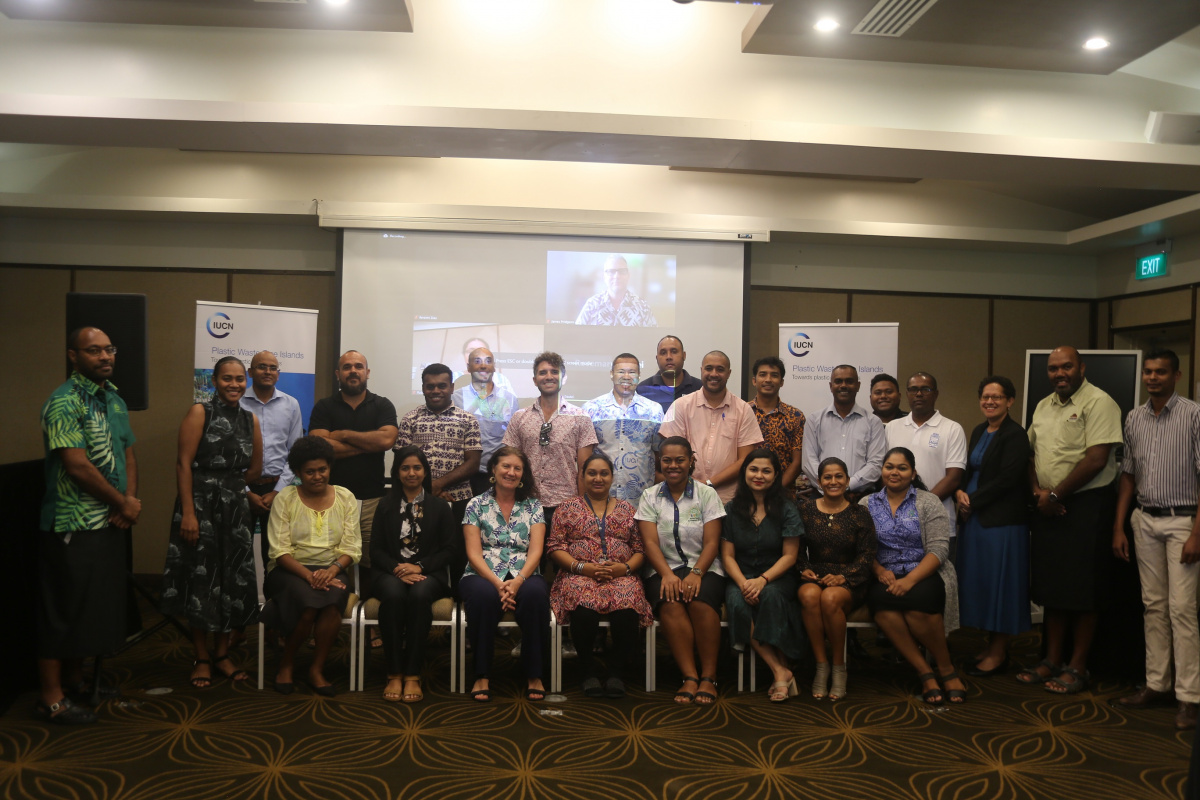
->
[546,251,676,328]
[412,322,545,399]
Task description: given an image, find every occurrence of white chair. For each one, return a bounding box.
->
[257,564,361,691]
[355,596,460,692]
[642,607,746,693]
[458,609,558,693]
[549,617,656,693]
[843,603,878,662]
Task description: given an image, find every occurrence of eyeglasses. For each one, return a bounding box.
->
[77,346,117,356]
[539,421,553,447]
[614,370,639,378]
[254,364,280,372]
[980,394,1008,402]
[603,268,629,276]
[907,386,935,395]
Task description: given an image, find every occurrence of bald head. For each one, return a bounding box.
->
[250,350,280,391]
[467,346,496,386]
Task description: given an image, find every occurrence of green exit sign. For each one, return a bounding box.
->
[1136,253,1169,280]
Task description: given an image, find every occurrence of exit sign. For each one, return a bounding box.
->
[1136,253,1169,280]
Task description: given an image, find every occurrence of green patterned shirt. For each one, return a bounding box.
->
[40,371,136,532]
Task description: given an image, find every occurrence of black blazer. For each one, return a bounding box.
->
[963,415,1031,528]
[370,492,461,583]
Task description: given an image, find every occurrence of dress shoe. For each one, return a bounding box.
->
[964,658,1009,678]
[1176,702,1198,730]
[1114,687,1175,709]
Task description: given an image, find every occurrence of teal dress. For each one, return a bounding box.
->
[721,501,806,660]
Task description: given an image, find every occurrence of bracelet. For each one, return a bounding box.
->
[573,561,585,575]
[329,561,343,572]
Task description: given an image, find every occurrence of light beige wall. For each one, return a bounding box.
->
[1097,233,1200,297]
[1110,288,1192,328]
[747,289,849,391]
[992,299,1093,425]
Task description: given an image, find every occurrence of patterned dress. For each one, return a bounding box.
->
[161,400,259,631]
[547,496,654,626]
[796,501,877,608]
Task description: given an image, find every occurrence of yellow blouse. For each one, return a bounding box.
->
[267,485,362,571]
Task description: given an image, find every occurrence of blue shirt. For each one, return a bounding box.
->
[866,486,924,575]
[240,387,303,492]
[802,403,887,493]
[582,390,664,502]
[453,382,520,472]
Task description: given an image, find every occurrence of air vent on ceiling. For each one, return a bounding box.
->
[851,0,939,37]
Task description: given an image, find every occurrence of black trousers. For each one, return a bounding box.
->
[370,571,451,676]
[247,480,276,573]
[461,574,549,679]
[570,607,639,679]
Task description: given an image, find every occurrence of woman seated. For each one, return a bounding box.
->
[264,435,361,697]
[721,448,805,702]
[547,453,654,698]
[369,445,458,703]
[636,436,726,705]
[861,447,965,706]
[461,446,550,702]
[797,457,877,701]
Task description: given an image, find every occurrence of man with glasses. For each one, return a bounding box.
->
[239,351,303,571]
[454,346,520,497]
[574,255,658,327]
[885,372,967,536]
[583,353,663,502]
[36,327,140,725]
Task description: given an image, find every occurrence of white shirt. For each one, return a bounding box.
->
[886,410,967,531]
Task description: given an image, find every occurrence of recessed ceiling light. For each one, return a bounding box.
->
[814,18,839,32]
[1084,37,1109,50]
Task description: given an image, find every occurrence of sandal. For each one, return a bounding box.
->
[918,672,943,706]
[383,676,404,703]
[768,677,797,703]
[829,665,848,702]
[470,688,491,702]
[675,675,699,704]
[1016,658,1060,685]
[34,696,97,726]
[582,676,605,698]
[402,677,424,704]
[939,670,967,704]
[370,631,384,649]
[811,662,831,699]
[213,654,250,683]
[190,659,213,690]
[1045,666,1090,695]
[603,676,626,698]
[525,686,546,702]
[695,676,718,705]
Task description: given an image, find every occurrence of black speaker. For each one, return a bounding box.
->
[66,292,149,410]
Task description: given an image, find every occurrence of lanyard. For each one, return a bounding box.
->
[667,491,688,568]
[588,498,610,559]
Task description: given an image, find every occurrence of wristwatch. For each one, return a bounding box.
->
[1049,491,1060,503]
[690,567,703,576]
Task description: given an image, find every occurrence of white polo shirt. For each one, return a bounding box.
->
[886,411,968,531]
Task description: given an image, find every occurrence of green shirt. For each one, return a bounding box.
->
[1028,378,1122,494]
[40,371,136,532]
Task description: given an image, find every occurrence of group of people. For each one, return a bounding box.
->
[35,328,1199,734]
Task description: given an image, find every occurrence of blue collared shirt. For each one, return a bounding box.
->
[582,390,664,502]
[240,387,303,492]
[802,402,887,493]
[453,382,520,472]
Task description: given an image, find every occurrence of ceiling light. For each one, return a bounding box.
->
[1084,37,1109,50]
[325,0,348,6]
[814,18,839,32]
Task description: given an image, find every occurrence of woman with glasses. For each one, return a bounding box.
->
[161,355,263,690]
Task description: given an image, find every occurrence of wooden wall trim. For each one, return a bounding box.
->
[987,299,994,374]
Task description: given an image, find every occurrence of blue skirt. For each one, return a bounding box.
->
[956,516,1031,636]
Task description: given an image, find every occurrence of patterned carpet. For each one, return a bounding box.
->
[1,610,1194,800]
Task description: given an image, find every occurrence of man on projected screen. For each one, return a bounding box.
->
[801,365,887,502]
[574,255,658,327]
[583,353,664,502]
[637,335,703,414]
[453,347,520,498]
[454,337,516,396]
[658,351,763,503]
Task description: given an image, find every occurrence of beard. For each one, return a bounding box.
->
[340,380,367,397]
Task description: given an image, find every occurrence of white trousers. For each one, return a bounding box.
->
[1131,508,1200,703]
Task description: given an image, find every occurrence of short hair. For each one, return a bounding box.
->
[390,445,434,498]
[532,351,565,374]
[656,335,684,351]
[213,355,246,376]
[486,446,538,502]
[703,350,731,366]
[831,364,858,376]
[337,350,367,368]
[752,356,785,377]
[908,372,938,391]
[1146,348,1181,372]
[882,446,928,491]
[287,435,335,474]
[977,375,1016,399]
[67,326,102,351]
[817,457,849,478]
[580,451,615,474]
[658,435,694,463]
[871,373,899,390]
[421,363,453,383]
[611,353,640,370]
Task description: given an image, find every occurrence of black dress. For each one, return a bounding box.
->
[796,501,877,609]
[161,400,259,631]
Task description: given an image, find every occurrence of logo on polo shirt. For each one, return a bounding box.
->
[206,312,234,339]
[788,332,814,357]
[928,433,940,448]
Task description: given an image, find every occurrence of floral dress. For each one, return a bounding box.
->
[546,496,654,627]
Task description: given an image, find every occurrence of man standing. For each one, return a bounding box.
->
[870,373,906,425]
[748,356,805,496]
[1024,346,1122,695]
[1113,348,1200,730]
[502,352,597,532]
[885,372,966,527]
[239,350,303,568]
[37,327,140,724]
[637,335,703,414]
[309,350,398,572]
[658,351,763,502]
[802,365,887,500]
[582,353,663,502]
[574,255,658,327]
[396,363,482,521]
[453,346,519,497]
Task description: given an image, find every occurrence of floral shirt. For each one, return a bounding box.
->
[502,401,598,507]
[575,291,658,326]
[395,405,482,502]
[462,492,546,580]
[452,382,519,470]
[866,486,924,575]
[751,399,805,484]
[582,391,663,502]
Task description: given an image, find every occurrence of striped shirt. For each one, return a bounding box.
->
[1121,392,1200,508]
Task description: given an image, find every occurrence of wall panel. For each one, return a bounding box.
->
[993,299,1092,425]
[1111,289,1191,329]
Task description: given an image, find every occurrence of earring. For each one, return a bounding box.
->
[488,476,496,484]
[518,482,524,488]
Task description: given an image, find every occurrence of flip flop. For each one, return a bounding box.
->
[525,686,546,701]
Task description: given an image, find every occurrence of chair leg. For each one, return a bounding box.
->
[646,623,656,693]
[737,651,744,693]
[257,622,266,691]
[458,610,467,693]
[449,606,458,693]
[349,614,357,693]
[750,649,757,693]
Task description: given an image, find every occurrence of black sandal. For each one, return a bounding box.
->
[213,654,250,683]
[675,675,699,703]
[695,676,719,705]
[525,686,546,701]
[191,659,213,690]
[34,696,97,726]
[470,688,492,702]
[939,670,967,704]
[918,672,943,706]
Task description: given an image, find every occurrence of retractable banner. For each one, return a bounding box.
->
[778,323,899,416]
[194,301,319,427]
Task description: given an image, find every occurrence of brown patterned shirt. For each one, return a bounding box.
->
[395,405,482,502]
[750,399,805,478]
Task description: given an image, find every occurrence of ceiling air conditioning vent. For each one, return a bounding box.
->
[851,0,939,37]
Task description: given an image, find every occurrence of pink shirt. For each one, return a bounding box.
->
[658,390,764,502]
[502,400,598,508]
